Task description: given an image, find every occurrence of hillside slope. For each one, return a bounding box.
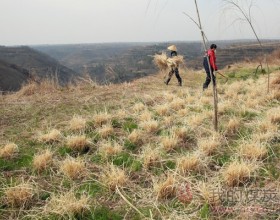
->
[0,46,78,91]
[0,60,30,92]
[0,63,279,219]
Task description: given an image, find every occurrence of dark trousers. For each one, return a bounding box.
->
[203,71,216,89]
[166,67,182,85]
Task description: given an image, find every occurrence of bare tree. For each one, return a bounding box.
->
[222,0,270,93]
[184,0,219,131]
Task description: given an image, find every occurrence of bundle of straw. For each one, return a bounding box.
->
[153,53,185,70]
[153,53,169,70]
[167,55,185,67]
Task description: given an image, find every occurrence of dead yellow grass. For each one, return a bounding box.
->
[200,96,211,105]
[93,112,111,127]
[165,92,176,102]
[139,120,159,133]
[132,102,146,113]
[169,97,185,111]
[116,109,127,119]
[177,154,202,174]
[44,191,90,217]
[173,127,192,141]
[39,129,62,143]
[239,142,268,160]
[141,145,162,169]
[269,90,280,101]
[162,116,175,127]
[98,124,114,138]
[226,117,241,135]
[177,108,188,117]
[33,149,53,171]
[218,100,233,115]
[222,160,258,187]
[161,135,178,152]
[128,129,143,145]
[0,143,19,159]
[138,110,152,122]
[60,157,87,179]
[197,181,221,205]
[101,165,128,191]
[99,141,123,157]
[267,108,280,124]
[188,114,204,127]
[66,135,91,152]
[154,104,170,116]
[154,174,176,199]
[198,136,221,156]
[16,79,59,97]
[4,183,34,207]
[69,115,87,131]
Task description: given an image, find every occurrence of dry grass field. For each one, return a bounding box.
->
[0,60,279,219]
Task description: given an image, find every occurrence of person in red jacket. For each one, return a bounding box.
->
[203,44,217,90]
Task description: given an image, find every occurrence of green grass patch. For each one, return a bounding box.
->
[112,152,134,167]
[130,160,142,172]
[213,154,231,167]
[111,118,122,128]
[124,139,138,151]
[200,203,210,219]
[58,146,72,157]
[91,154,105,165]
[164,160,176,170]
[123,119,138,132]
[240,110,258,121]
[77,182,103,197]
[90,206,123,220]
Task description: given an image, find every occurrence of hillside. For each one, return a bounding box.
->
[0,46,78,91]
[0,60,29,92]
[33,40,280,84]
[0,58,279,219]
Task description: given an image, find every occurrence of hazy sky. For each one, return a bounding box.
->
[0,0,279,45]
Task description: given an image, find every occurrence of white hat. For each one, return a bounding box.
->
[167,45,177,52]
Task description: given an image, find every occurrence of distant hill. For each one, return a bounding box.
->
[33,40,280,84]
[0,60,29,92]
[0,46,78,91]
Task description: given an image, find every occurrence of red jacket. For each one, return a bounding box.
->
[207,49,218,71]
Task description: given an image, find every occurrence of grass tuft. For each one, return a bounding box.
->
[222,160,258,187]
[69,115,87,131]
[0,143,19,159]
[99,141,123,158]
[39,129,62,143]
[93,112,111,127]
[161,135,178,152]
[66,135,91,152]
[177,153,202,174]
[33,149,53,171]
[139,120,159,133]
[198,135,221,156]
[154,174,176,200]
[4,183,34,208]
[101,165,128,191]
[239,142,268,160]
[60,157,87,179]
[141,145,162,169]
[44,191,90,217]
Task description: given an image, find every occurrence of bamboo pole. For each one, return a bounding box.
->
[194,0,218,131]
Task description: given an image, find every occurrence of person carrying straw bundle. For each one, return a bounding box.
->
[165,45,182,86]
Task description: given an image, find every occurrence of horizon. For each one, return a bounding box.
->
[3,38,280,48]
